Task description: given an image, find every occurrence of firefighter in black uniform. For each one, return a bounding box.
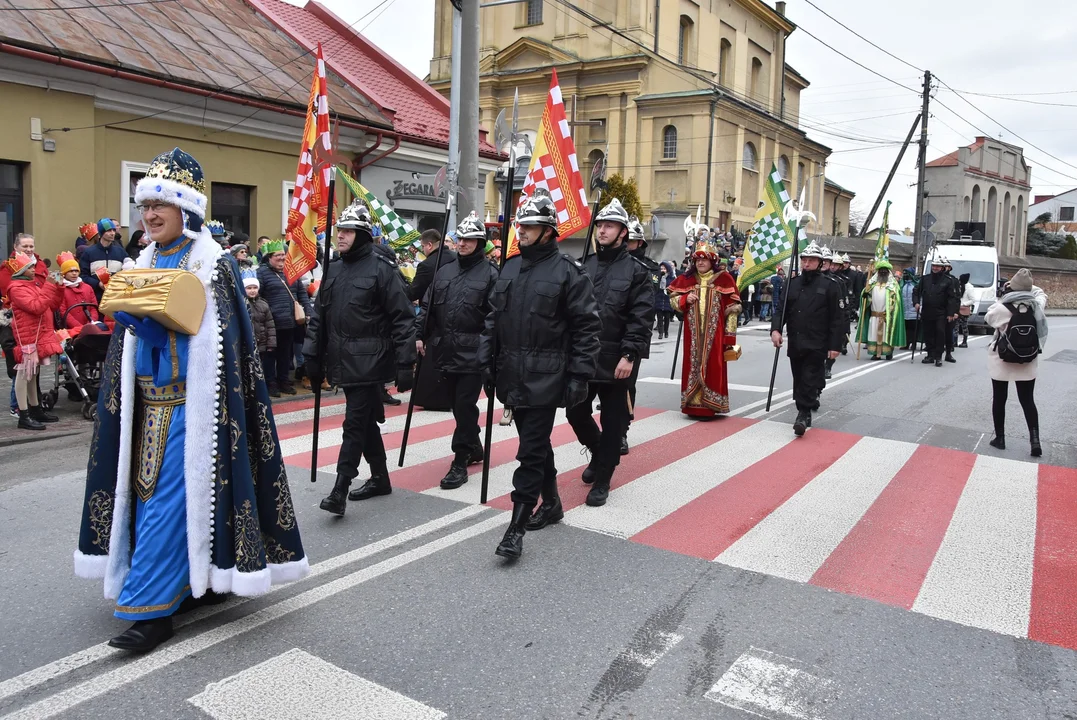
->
[770,240,846,436]
[415,212,499,490]
[564,200,654,509]
[835,252,858,352]
[623,215,660,455]
[820,246,848,380]
[913,253,960,367]
[304,202,417,516]
[480,194,601,559]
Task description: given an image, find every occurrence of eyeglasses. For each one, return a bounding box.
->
[136,203,170,215]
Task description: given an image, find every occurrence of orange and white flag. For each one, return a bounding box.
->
[506,69,591,258]
[284,44,331,283]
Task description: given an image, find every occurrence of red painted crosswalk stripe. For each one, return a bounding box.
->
[808,445,976,609]
[1029,464,1077,650]
[277,400,410,440]
[631,428,860,560]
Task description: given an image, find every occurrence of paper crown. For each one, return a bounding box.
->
[57,251,79,275]
[692,240,719,261]
[5,252,35,277]
[79,222,99,241]
[134,147,208,221]
[240,268,260,287]
[261,239,286,256]
[206,220,226,236]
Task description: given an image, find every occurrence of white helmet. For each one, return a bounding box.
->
[337,201,373,232]
[840,253,851,265]
[820,246,833,260]
[800,240,824,258]
[516,193,558,230]
[595,197,630,227]
[627,216,645,242]
[456,211,486,240]
[931,253,948,266]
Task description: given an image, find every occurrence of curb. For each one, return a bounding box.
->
[0,427,91,448]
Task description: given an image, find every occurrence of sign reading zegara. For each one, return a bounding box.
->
[385,179,446,207]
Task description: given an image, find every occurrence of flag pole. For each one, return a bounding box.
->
[398,180,455,467]
[310,175,336,483]
[481,88,519,505]
[765,187,807,413]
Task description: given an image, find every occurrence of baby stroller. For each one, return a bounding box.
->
[40,303,112,421]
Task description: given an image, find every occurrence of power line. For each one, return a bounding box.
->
[801,0,922,73]
[792,24,921,96]
[937,88,1077,109]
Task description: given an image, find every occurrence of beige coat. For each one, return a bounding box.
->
[985,287,1047,382]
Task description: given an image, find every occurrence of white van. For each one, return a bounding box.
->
[923,239,999,333]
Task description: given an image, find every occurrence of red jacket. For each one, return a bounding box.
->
[7,279,63,363]
[0,255,48,305]
[60,281,102,329]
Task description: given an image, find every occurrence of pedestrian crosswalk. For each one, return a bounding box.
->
[272,393,1077,653]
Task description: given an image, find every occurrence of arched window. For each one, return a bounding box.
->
[777,155,790,181]
[587,148,605,187]
[663,125,678,160]
[750,58,763,101]
[743,142,757,171]
[971,184,981,221]
[719,39,733,87]
[797,161,806,195]
[678,16,693,65]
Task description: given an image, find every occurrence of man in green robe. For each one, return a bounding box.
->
[856,260,906,360]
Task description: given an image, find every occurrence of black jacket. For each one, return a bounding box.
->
[303,242,416,386]
[582,243,655,382]
[826,270,851,325]
[914,271,960,317]
[416,253,499,375]
[479,240,601,408]
[771,269,846,354]
[630,246,661,359]
[408,247,457,302]
[257,264,313,331]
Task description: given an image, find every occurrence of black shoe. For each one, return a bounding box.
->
[823,368,832,380]
[944,353,956,364]
[29,405,59,423]
[793,411,810,437]
[921,356,935,364]
[841,348,848,355]
[320,474,352,516]
[935,360,943,367]
[174,589,230,616]
[495,503,529,559]
[581,447,598,484]
[17,410,45,431]
[586,469,612,507]
[267,384,281,398]
[885,354,893,361]
[466,444,484,466]
[381,387,402,406]
[1030,429,1042,457]
[525,496,564,530]
[620,434,629,456]
[280,382,298,395]
[439,462,469,490]
[871,355,882,361]
[959,341,968,349]
[989,436,1005,450]
[348,472,392,501]
[108,617,174,652]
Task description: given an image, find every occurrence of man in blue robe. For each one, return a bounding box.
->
[75,148,308,652]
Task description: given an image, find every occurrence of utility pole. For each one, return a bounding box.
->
[446,4,462,228]
[458,0,480,219]
[912,70,932,270]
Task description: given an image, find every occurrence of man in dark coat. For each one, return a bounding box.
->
[408,228,456,410]
[257,242,313,396]
[304,202,417,517]
[820,246,849,379]
[913,253,960,367]
[416,212,499,490]
[622,215,660,456]
[564,200,653,511]
[480,194,601,559]
[770,240,846,436]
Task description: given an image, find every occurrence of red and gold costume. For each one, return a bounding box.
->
[668,243,741,417]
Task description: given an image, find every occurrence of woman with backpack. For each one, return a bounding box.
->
[985,268,1048,457]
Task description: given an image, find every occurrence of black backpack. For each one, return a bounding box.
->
[995,301,1040,364]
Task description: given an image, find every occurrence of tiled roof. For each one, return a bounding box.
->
[0,0,389,127]
[926,138,985,168]
[248,0,501,157]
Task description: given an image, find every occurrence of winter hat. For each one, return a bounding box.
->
[230,244,249,257]
[241,268,260,289]
[97,218,117,236]
[134,147,208,240]
[57,251,79,275]
[1010,268,1033,292]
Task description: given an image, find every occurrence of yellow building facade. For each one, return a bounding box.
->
[428,0,835,245]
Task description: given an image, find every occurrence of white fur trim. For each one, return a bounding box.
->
[269,556,311,585]
[134,176,207,220]
[73,550,109,579]
[209,565,271,597]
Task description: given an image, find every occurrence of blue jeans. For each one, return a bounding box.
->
[9,384,15,413]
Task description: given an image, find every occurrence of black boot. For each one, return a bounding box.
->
[17,410,45,431]
[495,503,529,559]
[586,468,612,507]
[581,446,598,484]
[1030,428,1042,457]
[466,443,484,466]
[320,474,352,516]
[989,435,1006,450]
[108,616,174,652]
[439,461,469,490]
[29,405,59,423]
[935,359,943,367]
[959,337,968,348]
[349,462,392,500]
[267,382,281,398]
[922,356,935,364]
[620,433,629,456]
[793,410,810,437]
[381,386,402,406]
[944,352,956,364]
[526,494,564,530]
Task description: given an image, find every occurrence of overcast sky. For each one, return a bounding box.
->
[298,0,1077,231]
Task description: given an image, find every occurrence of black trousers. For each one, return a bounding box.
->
[509,406,558,507]
[264,326,295,388]
[789,348,826,413]
[922,313,947,359]
[905,318,917,347]
[337,384,387,480]
[656,311,674,337]
[445,371,483,463]
[946,318,956,352]
[991,379,1039,437]
[567,382,632,475]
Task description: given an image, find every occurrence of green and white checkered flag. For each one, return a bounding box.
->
[335,166,420,251]
[738,165,798,291]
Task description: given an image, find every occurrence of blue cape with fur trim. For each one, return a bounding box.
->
[74,234,308,599]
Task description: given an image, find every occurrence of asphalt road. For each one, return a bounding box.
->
[2,316,1076,719]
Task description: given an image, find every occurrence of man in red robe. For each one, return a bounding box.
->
[668,242,741,417]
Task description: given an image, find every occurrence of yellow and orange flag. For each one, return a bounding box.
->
[505,69,591,258]
[284,44,331,283]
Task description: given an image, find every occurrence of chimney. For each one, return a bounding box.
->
[775,1,786,15]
